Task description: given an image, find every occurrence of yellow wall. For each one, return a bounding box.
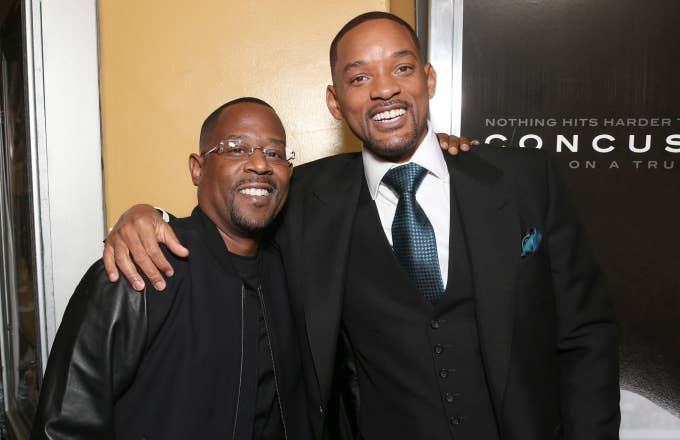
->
[390,0,416,27]
[100,0,415,227]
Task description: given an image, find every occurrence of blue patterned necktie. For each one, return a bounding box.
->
[382,163,445,304]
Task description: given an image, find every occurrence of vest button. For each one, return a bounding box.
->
[434,344,444,355]
[439,368,449,379]
[450,416,466,426]
[430,320,441,329]
[444,392,461,403]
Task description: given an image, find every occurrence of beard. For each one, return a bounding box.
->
[360,102,425,162]
[229,203,277,234]
[362,123,420,161]
[229,176,280,235]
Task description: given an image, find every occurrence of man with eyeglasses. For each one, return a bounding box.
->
[30,98,313,440]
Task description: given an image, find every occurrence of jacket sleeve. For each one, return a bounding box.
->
[543,156,620,439]
[30,261,148,440]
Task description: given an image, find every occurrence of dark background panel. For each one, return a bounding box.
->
[461,0,680,414]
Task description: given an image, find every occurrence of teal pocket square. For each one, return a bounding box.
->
[521,228,542,257]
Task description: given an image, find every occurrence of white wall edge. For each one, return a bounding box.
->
[25,0,54,370]
[428,0,463,135]
[36,0,105,355]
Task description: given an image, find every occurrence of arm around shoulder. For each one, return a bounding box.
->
[103,204,188,292]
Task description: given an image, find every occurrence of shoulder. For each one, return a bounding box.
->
[167,215,201,246]
[56,259,148,344]
[158,215,200,276]
[457,144,556,187]
[73,260,145,311]
[471,144,552,171]
[294,152,361,172]
[448,145,567,215]
[291,152,362,186]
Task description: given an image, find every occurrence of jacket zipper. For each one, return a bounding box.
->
[257,285,289,440]
[231,285,246,440]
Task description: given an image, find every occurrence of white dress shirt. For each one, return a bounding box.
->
[362,124,451,286]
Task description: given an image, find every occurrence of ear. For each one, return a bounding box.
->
[425,63,436,99]
[326,85,344,121]
[188,153,204,186]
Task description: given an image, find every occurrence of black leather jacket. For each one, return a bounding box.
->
[31,208,311,440]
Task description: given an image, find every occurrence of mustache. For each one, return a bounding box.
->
[233,176,278,191]
[367,99,412,117]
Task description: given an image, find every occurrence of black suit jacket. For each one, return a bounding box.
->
[277,146,619,440]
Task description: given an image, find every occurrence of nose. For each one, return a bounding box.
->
[244,149,273,174]
[369,72,400,100]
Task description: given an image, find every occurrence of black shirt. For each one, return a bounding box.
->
[229,251,284,440]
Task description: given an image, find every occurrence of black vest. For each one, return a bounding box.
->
[342,181,500,439]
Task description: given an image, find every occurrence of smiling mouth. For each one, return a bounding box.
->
[371,108,406,122]
[239,187,272,197]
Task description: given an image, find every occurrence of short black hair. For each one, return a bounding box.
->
[199,97,274,150]
[329,11,421,75]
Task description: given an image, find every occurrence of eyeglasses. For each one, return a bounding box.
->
[202,138,295,166]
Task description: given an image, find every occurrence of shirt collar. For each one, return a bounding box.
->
[362,123,449,200]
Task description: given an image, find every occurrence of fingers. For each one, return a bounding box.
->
[136,229,172,291]
[103,241,119,282]
[141,221,188,288]
[161,225,190,260]
[463,137,480,148]
[436,132,451,151]
[443,134,461,156]
[458,136,472,152]
[109,227,147,291]
[102,204,187,291]
[122,216,171,291]
[442,135,482,156]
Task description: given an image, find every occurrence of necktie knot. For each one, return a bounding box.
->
[382,163,428,195]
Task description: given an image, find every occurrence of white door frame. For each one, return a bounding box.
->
[24,0,105,361]
[427,0,464,135]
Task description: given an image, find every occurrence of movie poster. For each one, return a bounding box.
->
[459,0,680,431]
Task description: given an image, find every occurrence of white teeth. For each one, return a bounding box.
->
[372,108,406,121]
[239,188,270,197]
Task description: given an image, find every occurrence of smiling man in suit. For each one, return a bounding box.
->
[102,12,619,440]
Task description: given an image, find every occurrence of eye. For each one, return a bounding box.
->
[263,149,284,159]
[350,74,369,85]
[226,146,246,156]
[395,64,414,75]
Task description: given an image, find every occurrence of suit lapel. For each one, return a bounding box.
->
[447,152,519,415]
[301,155,364,403]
